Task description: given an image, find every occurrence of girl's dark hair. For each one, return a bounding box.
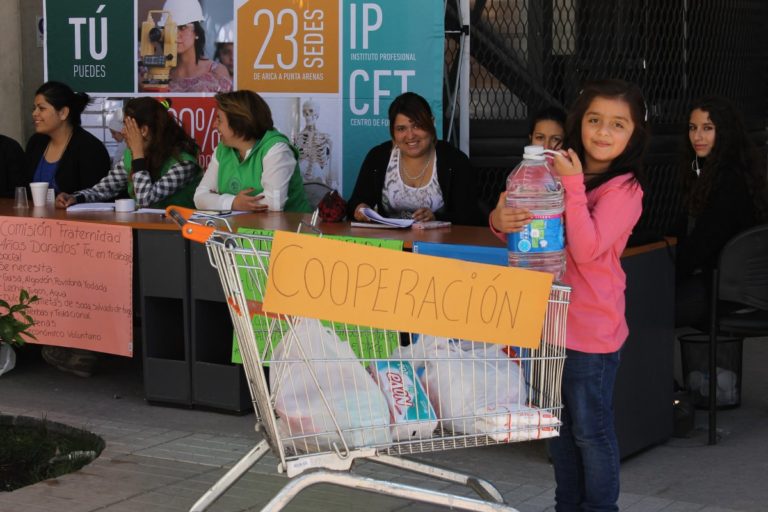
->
[35,81,91,127]
[565,79,649,191]
[528,106,566,136]
[681,95,768,221]
[123,97,197,180]
[192,21,206,64]
[388,92,437,141]
[214,90,274,141]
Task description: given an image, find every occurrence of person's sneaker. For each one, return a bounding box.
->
[41,346,97,378]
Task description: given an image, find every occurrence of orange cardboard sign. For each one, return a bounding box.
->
[236,0,340,93]
[0,217,133,356]
[262,231,553,348]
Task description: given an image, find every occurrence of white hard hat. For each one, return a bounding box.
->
[216,21,234,43]
[162,0,204,26]
[107,111,123,132]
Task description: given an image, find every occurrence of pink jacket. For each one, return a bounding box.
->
[560,173,643,353]
[491,172,643,353]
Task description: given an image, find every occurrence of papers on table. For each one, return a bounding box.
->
[190,210,249,221]
[66,202,115,212]
[356,207,414,228]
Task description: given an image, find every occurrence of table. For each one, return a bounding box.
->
[0,200,674,456]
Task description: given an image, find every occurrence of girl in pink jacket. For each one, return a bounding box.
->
[490,80,649,512]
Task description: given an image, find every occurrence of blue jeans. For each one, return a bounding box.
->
[548,349,621,512]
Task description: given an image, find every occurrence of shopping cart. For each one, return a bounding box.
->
[168,207,569,512]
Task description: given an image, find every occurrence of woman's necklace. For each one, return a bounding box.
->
[44,128,73,163]
[400,151,433,182]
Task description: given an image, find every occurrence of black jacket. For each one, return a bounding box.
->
[0,134,26,198]
[25,127,110,194]
[676,168,758,278]
[346,140,481,225]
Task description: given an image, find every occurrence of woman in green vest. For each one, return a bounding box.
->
[194,90,311,212]
[55,97,202,209]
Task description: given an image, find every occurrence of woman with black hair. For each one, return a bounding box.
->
[25,81,110,194]
[55,97,202,209]
[347,92,480,225]
[163,0,232,93]
[529,106,566,150]
[676,95,768,327]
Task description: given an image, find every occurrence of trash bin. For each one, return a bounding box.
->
[679,333,743,409]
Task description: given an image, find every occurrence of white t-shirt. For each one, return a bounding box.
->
[194,142,296,210]
[381,147,444,217]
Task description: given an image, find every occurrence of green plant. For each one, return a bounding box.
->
[0,290,39,347]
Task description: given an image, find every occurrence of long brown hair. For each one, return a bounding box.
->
[680,95,768,221]
[123,97,197,180]
[565,79,649,191]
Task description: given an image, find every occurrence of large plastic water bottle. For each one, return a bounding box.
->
[505,145,565,280]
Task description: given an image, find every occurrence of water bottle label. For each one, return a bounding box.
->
[507,214,564,253]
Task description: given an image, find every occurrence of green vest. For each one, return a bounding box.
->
[215,130,311,213]
[124,150,201,209]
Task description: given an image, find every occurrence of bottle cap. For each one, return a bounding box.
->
[523,145,546,160]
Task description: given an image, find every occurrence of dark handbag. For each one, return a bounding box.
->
[317,189,347,222]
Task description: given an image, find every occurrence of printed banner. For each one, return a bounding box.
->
[45,0,134,93]
[0,218,133,356]
[263,232,553,348]
[342,0,444,194]
[44,0,444,196]
[235,0,339,93]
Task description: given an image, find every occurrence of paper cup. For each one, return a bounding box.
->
[115,198,136,212]
[29,182,49,207]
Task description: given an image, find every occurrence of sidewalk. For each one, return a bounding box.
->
[1,339,767,512]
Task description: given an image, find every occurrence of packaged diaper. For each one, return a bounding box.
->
[371,360,438,441]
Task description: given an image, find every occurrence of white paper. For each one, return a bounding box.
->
[360,208,414,228]
[67,202,116,212]
[351,222,404,229]
[135,208,167,215]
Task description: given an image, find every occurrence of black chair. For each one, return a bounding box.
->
[707,223,768,444]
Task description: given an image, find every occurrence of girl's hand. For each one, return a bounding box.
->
[354,203,371,221]
[550,148,583,176]
[124,116,146,160]
[411,207,435,222]
[232,188,268,212]
[490,191,532,233]
[55,192,76,209]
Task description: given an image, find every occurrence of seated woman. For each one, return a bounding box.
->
[347,92,480,225]
[25,81,110,194]
[675,95,768,328]
[0,133,25,198]
[55,97,202,209]
[529,106,566,150]
[194,90,311,212]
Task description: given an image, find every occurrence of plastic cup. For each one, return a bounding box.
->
[29,182,49,207]
[14,187,28,208]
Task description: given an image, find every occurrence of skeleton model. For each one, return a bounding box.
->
[294,100,334,188]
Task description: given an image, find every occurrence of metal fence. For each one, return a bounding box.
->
[445,0,768,237]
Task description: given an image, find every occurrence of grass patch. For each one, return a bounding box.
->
[0,416,104,492]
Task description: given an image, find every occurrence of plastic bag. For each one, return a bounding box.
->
[0,343,16,377]
[396,335,557,440]
[271,317,391,453]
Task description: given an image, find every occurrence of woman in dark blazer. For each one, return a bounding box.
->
[25,81,109,194]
